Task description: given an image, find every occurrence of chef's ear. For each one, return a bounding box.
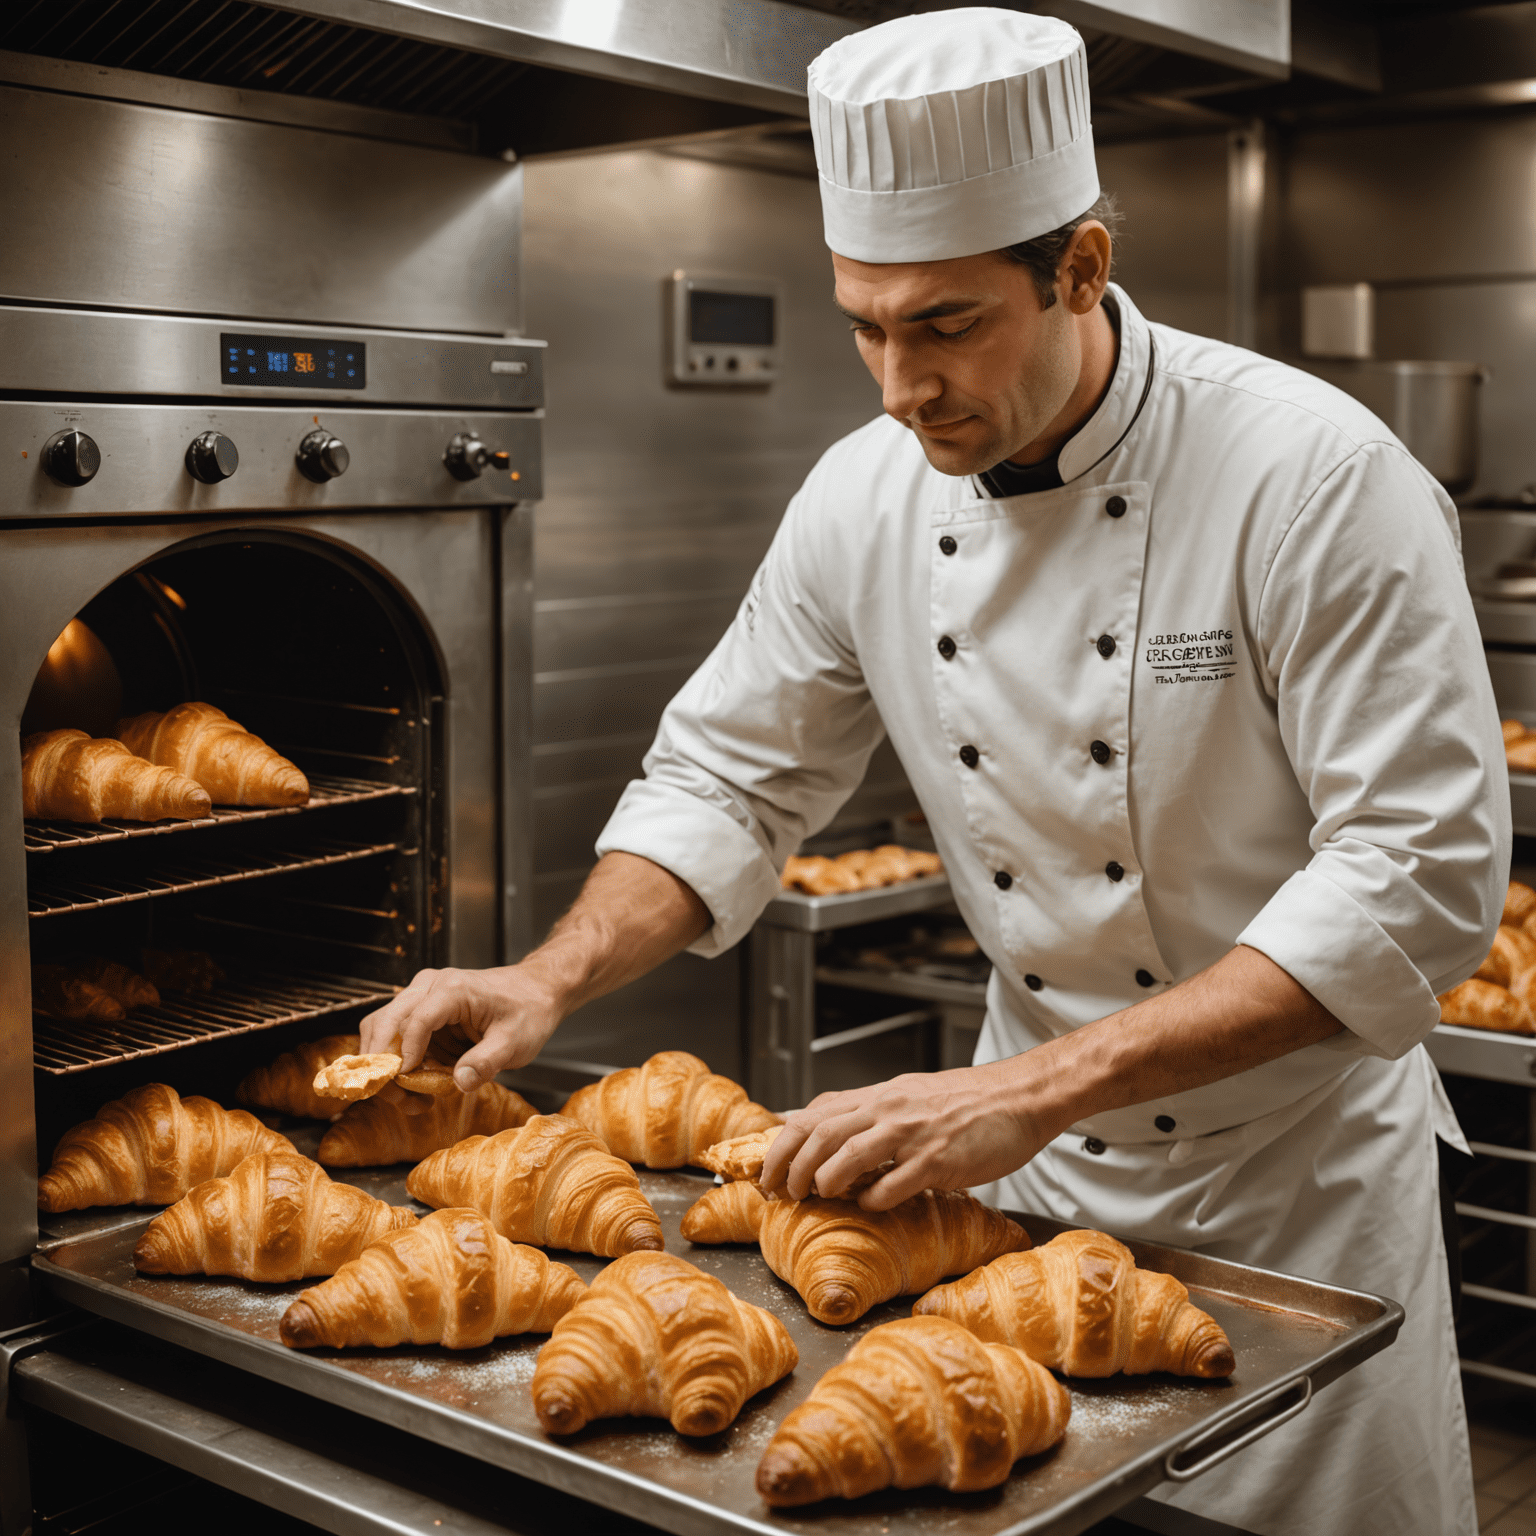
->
[1060,221,1112,315]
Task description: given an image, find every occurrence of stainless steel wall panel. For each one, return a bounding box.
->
[534,591,743,673]
[532,779,639,874]
[533,664,700,746]
[532,734,652,792]
[1285,114,1536,287]
[0,86,523,334]
[1097,135,1229,341]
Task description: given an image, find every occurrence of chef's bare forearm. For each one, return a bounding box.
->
[765,943,1343,1207]
[358,851,710,1086]
[1010,944,1343,1139]
[520,851,712,1017]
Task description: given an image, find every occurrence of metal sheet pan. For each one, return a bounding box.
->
[764,877,956,933]
[34,1160,1401,1536]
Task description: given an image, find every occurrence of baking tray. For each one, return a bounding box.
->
[34,1156,1402,1536]
[763,875,955,933]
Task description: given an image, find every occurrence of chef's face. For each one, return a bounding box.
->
[832,225,1111,477]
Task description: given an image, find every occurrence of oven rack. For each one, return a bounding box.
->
[28,838,402,918]
[23,775,414,854]
[32,969,397,1074]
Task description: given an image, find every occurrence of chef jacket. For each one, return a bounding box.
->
[596,283,1508,1143]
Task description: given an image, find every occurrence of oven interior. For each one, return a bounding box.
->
[26,535,443,1184]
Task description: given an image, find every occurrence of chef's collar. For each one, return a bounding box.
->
[974,284,1153,498]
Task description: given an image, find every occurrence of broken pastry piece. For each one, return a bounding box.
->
[312,1053,402,1104]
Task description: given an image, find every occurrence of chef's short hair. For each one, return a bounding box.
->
[1001,192,1122,308]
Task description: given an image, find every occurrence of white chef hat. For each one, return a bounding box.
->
[808,7,1099,264]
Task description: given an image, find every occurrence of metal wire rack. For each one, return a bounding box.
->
[32,969,397,1074]
[28,839,402,918]
[24,775,412,854]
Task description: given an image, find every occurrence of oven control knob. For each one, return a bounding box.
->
[42,429,101,486]
[186,431,239,483]
[444,432,511,481]
[296,428,350,482]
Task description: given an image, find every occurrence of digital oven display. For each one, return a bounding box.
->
[220,333,366,389]
[688,291,774,347]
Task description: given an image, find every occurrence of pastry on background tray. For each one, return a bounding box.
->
[22,728,210,823]
[558,1050,778,1169]
[140,947,225,993]
[281,1208,585,1350]
[406,1113,663,1257]
[759,1188,1029,1326]
[756,1316,1068,1507]
[37,1083,290,1212]
[117,701,308,806]
[31,957,159,1022]
[680,1179,767,1244]
[1438,885,1536,1034]
[317,1079,538,1166]
[915,1228,1235,1379]
[237,1034,360,1120]
[133,1148,414,1281]
[532,1251,797,1437]
[781,844,943,897]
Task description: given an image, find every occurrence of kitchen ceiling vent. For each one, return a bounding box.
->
[1,0,530,121]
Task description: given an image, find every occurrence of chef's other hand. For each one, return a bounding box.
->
[359,965,561,1093]
[760,1062,1048,1212]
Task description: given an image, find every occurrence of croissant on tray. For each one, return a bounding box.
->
[756,1316,1069,1507]
[680,1180,768,1245]
[117,702,308,807]
[558,1051,779,1169]
[281,1207,585,1349]
[532,1251,798,1437]
[406,1113,663,1257]
[781,845,943,897]
[22,729,211,823]
[760,1189,1029,1326]
[133,1149,415,1281]
[915,1228,1235,1378]
[236,1034,361,1120]
[317,1080,538,1166]
[38,1083,291,1212]
[1438,978,1535,1033]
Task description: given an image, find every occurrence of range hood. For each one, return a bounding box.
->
[2,0,1291,157]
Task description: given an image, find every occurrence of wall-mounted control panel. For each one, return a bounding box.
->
[666,271,781,387]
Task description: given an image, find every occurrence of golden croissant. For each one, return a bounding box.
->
[680,1179,768,1244]
[914,1228,1235,1378]
[22,729,211,822]
[317,1081,538,1166]
[406,1114,663,1257]
[699,1126,888,1198]
[760,1190,1029,1326]
[38,1083,291,1212]
[558,1051,778,1169]
[1506,880,1536,929]
[756,1316,1069,1507]
[1438,977,1535,1034]
[532,1251,797,1436]
[117,702,308,806]
[133,1149,415,1281]
[31,964,122,1023]
[280,1207,585,1349]
[236,1034,361,1120]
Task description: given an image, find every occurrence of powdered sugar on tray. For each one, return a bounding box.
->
[378,1343,542,1392]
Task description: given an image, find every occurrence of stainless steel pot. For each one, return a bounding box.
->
[1342,360,1487,496]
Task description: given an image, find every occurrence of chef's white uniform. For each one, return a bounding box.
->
[597,284,1506,1535]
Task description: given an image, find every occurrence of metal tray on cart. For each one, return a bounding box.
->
[763,874,955,932]
[35,1156,1402,1536]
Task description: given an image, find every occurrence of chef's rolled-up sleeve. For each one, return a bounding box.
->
[1237,440,1508,1057]
[596,463,888,957]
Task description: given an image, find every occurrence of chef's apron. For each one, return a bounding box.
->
[978,1047,1474,1536]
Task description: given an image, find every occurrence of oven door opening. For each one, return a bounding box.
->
[24,534,445,1194]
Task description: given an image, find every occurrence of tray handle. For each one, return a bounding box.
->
[1163,1376,1312,1483]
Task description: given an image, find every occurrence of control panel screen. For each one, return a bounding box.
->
[688,292,774,347]
[221,333,366,389]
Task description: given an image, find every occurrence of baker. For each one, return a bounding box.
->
[363,9,1501,1533]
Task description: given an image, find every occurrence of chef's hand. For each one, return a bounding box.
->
[359,851,710,1093]
[760,1061,1053,1212]
[360,965,562,1093]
